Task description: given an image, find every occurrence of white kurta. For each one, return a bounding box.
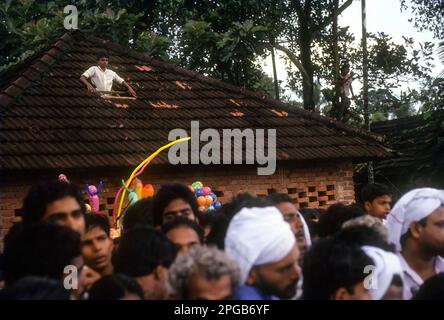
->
[82,66,124,91]
[398,253,444,300]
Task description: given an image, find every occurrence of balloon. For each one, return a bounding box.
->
[210,192,217,201]
[192,181,203,189]
[197,196,207,207]
[131,178,143,200]
[202,186,211,196]
[207,205,215,211]
[122,180,138,206]
[195,188,204,197]
[86,180,103,213]
[213,201,222,209]
[191,182,200,189]
[198,205,206,212]
[115,137,190,226]
[85,204,92,214]
[142,184,154,198]
[205,195,213,206]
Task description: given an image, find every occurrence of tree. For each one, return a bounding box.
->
[400,0,444,39]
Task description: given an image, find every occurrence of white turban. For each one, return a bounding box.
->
[299,212,312,248]
[386,188,444,252]
[361,246,403,300]
[225,206,296,284]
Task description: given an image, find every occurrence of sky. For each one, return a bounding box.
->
[261,0,443,99]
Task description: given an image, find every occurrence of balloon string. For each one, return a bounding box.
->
[115,137,191,227]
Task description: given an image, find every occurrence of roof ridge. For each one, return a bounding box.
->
[81,32,385,144]
[0,32,75,108]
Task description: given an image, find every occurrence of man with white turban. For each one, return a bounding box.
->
[361,246,404,300]
[386,188,444,299]
[225,205,300,300]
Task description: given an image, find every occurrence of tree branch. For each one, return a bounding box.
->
[312,0,353,38]
[265,42,311,87]
[292,0,304,18]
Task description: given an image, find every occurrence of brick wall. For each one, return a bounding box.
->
[0,160,355,251]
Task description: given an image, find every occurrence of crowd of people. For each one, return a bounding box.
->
[0,179,443,300]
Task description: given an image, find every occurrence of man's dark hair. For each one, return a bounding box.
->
[400,216,428,249]
[205,193,270,249]
[3,222,81,285]
[318,204,365,238]
[112,225,177,277]
[335,225,395,252]
[0,276,70,300]
[96,52,109,61]
[302,238,373,300]
[161,217,204,244]
[85,214,110,237]
[267,193,294,205]
[391,274,403,287]
[122,198,154,232]
[88,274,144,300]
[299,208,325,239]
[22,180,85,224]
[413,273,444,300]
[152,184,199,226]
[361,183,392,204]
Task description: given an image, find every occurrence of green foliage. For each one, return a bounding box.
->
[400,0,444,39]
[0,0,441,123]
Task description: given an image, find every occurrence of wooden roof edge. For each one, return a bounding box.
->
[0,32,75,109]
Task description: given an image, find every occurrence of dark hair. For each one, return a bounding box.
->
[88,274,144,300]
[3,222,81,285]
[391,274,403,287]
[361,183,392,204]
[152,184,199,226]
[205,193,265,249]
[112,225,177,277]
[161,217,204,244]
[85,214,110,237]
[122,198,154,232]
[96,52,109,61]
[302,238,373,300]
[413,273,444,300]
[335,225,395,252]
[22,180,85,224]
[267,193,294,205]
[0,276,70,300]
[400,216,428,249]
[318,204,365,238]
[299,208,325,238]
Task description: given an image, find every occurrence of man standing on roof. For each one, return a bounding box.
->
[80,52,137,97]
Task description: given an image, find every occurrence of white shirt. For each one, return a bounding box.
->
[82,66,124,91]
[398,253,444,300]
[340,73,353,97]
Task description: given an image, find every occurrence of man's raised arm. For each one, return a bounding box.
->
[80,75,96,93]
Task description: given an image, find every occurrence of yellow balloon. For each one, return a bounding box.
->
[117,137,191,226]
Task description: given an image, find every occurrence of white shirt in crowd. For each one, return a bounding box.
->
[82,66,124,91]
[398,253,444,300]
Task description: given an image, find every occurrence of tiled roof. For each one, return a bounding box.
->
[372,111,444,175]
[0,31,392,170]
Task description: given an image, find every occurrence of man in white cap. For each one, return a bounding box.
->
[361,246,404,300]
[386,188,444,299]
[224,204,300,300]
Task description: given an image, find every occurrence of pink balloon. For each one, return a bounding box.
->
[202,186,211,196]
